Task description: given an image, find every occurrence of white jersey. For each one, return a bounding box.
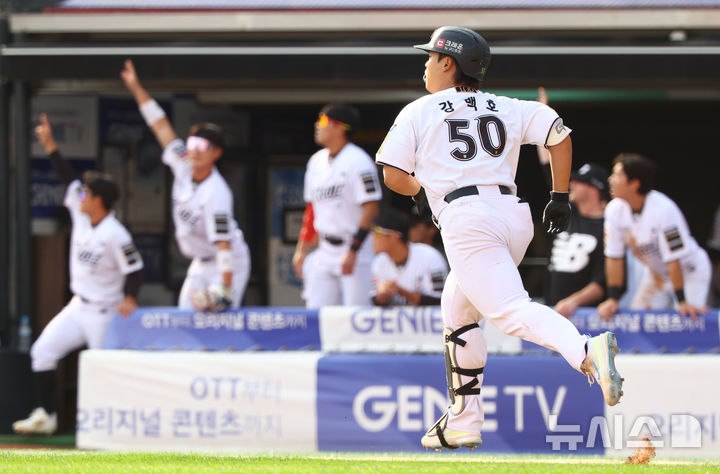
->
[371,242,448,305]
[604,190,704,278]
[163,138,246,259]
[304,142,382,238]
[64,180,144,305]
[376,87,561,218]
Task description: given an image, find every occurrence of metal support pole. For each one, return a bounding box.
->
[13,78,31,349]
[0,15,9,347]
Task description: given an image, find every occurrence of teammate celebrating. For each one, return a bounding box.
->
[120,59,250,310]
[13,114,144,435]
[597,153,710,321]
[371,207,448,306]
[376,26,623,450]
[292,104,381,308]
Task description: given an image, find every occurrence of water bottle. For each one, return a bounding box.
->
[18,315,32,353]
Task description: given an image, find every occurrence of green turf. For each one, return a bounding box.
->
[0,434,75,448]
[0,452,718,474]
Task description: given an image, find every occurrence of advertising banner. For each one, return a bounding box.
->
[77,350,321,452]
[318,306,523,354]
[316,354,605,454]
[103,307,321,351]
[522,308,720,354]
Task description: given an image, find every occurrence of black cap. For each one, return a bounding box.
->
[320,103,360,132]
[189,122,225,149]
[82,170,119,210]
[373,207,410,239]
[571,163,610,200]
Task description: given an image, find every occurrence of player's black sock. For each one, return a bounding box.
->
[34,370,56,414]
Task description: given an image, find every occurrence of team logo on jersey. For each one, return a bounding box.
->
[77,249,102,266]
[214,214,229,235]
[173,142,188,160]
[122,243,140,265]
[314,184,345,201]
[550,232,597,273]
[178,207,200,226]
[664,226,684,251]
[361,172,377,193]
[431,272,445,292]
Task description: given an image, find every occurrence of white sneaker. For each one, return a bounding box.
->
[12,407,58,435]
[421,412,482,450]
[582,332,624,406]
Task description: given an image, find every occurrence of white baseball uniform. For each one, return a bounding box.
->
[302,142,382,308]
[377,87,588,434]
[31,180,144,372]
[604,190,711,308]
[371,242,448,305]
[163,138,251,309]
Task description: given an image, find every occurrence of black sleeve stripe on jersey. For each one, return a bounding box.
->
[664,227,684,251]
[431,272,445,292]
[214,214,229,235]
[122,243,140,266]
[361,172,377,193]
[376,161,411,175]
[544,117,563,147]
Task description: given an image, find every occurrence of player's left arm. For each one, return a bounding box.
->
[114,237,145,317]
[667,258,706,321]
[341,200,380,275]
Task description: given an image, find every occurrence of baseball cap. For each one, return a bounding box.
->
[373,207,410,239]
[189,122,225,149]
[320,103,360,132]
[571,163,610,200]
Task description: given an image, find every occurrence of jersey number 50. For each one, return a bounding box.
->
[445,116,507,161]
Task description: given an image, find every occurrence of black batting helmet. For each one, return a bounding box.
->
[414,26,491,81]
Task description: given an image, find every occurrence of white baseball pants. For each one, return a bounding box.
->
[631,250,712,309]
[436,188,588,434]
[178,242,251,310]
[31,296,117,372]
[301,239,373,309]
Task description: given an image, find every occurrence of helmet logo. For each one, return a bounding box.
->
[436,38,446,48]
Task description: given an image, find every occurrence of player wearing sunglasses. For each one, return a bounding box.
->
[292,103,381,308]
[121,59,250,310]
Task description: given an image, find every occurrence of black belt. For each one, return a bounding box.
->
[323,235,345,246]
[200,256,215,262]
[444,185,513,203]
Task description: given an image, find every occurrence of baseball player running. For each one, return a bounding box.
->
[292,104,381,308]
[13,114,144,435]
[597,153,710,321]
[371,207,448,306]
[121,60,250,310]
[376,26,623,450]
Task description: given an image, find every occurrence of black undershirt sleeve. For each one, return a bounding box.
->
[48,150,76,186]
[123,268,144,299]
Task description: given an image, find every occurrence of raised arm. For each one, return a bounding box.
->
[120,59,179,149]
[35,113,75,186]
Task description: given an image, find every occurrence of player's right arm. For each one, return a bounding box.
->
[35,113,75,186]
[597,257,624,321]
[120,59,178,149]
[292,203,317,279]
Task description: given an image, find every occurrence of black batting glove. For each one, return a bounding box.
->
[412,187,431,219]
[542,191,571,234]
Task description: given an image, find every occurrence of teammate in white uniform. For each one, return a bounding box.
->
[13,114,144,435]
[597,153,710,321]
[121,60,250,310]
[371,208,448,306]
[376,26,624,450]
[292,104,381,308]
